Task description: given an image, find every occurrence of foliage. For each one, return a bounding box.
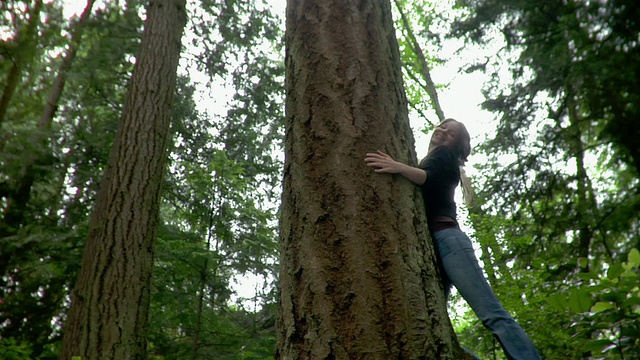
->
[548,248,640,359]
[1,0,283,358]
[444,0,640,358]
[143,0,284,355]
[0,338,32,360]
[0,2,143,357]
[392,0,454,127]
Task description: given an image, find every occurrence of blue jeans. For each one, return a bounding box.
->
[433,228,541,360]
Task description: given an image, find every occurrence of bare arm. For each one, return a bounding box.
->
[364,150,427,185]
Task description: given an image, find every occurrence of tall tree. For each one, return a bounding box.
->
[59,0,187,358]
[0,2,125,356]
[145,2,285,357]
[277,1,466,358]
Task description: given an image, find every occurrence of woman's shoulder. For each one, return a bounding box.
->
[423,146,460,176]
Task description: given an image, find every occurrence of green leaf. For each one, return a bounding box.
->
[568,289,591,313]
[577,272,599,281]
[548,292,568,311]
[620,269,638,278]
[532,258,544,269]
[621,326,640,338]
[628,248,640,268]
[602,291,625,304]
[607,264,624,280]
[577,257,588,269]
[622,296,640,308]
[590,301,615,313]
[583,339,615,353]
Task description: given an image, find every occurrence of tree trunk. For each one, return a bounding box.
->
[0,0,43,237]
[58,0,187,359]
[277,1,465,358]
[0,0,95,286]
[39,0,96,130]
[0,0,42,126]
[393,0,445,123]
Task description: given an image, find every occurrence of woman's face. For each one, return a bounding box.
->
[430,121,462,150]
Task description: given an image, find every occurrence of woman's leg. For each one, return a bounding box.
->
[435,258,480,360]
[433,228,541,360]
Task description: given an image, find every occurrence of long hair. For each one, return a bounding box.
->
[420,118,475,206]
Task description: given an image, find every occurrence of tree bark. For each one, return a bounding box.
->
[277,1,465,358]
[58,0,187,359]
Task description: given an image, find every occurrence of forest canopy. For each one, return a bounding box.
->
[0,0,638,359]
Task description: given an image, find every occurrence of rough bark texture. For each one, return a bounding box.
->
[277,1,465,359]
[58,0,186,359]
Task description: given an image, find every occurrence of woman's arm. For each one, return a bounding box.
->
[364,150,427,185]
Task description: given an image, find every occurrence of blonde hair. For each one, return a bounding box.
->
[459,166,475,208]
[448,119,473,206]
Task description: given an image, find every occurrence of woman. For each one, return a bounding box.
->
[364,119,541,360]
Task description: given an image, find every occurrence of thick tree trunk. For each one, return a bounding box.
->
[58,1,187,359]
[277,1,465,358]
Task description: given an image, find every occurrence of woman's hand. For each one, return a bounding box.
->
[364,150,404,174]
[364,150,427,185]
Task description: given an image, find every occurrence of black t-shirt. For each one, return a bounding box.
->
[419,146,460,228]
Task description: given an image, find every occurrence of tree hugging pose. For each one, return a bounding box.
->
[364,119,541,360]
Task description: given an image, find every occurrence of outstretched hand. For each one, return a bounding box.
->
[364,150,403,174]
[364,150,427,185]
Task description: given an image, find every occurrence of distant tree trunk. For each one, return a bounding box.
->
[191,207,216,360]
[0,0,43,239]
[0,0,95,275]
[277,1,465,358]
[39,0,95,129]
[58,0,187,359]
[0,0,42,126]
[393,0,445,123]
